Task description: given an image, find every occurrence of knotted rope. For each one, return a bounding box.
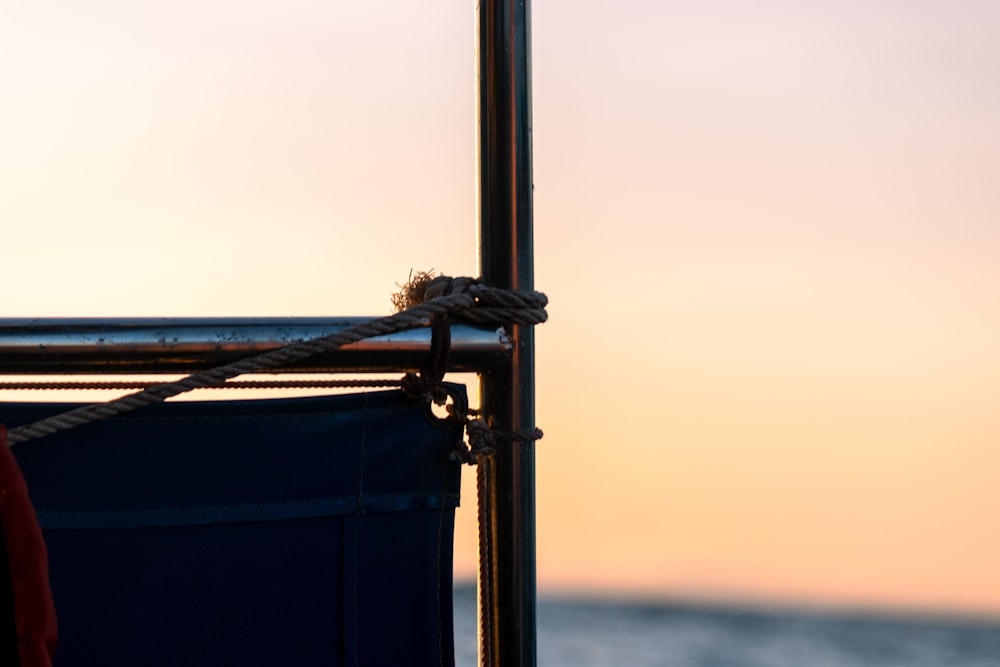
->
[398,273,544,464]
[453,419,543,465]
[7,275,546,447]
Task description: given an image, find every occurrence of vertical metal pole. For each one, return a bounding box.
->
[476,1,535,666]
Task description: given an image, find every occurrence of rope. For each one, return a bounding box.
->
[477,459,496,665]
[400,310,452,406]
[455,420,543,466]
[0,380,404,391]
[6,276,547,446]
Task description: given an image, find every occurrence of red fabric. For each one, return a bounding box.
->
[0,426,57,666]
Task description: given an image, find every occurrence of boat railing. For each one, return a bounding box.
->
[1,1,537,665]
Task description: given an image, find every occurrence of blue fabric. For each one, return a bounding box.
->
[3,389,463,667]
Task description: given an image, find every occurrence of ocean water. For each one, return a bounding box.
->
[452,585,1000,667]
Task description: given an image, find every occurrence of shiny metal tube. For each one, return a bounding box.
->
[477,0,537,665]
[0,318,509,374]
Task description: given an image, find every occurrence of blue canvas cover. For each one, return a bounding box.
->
[2,389,464,666]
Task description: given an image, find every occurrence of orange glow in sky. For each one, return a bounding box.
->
[3,1,999,617]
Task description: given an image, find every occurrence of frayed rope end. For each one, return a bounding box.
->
[392,270,438,313]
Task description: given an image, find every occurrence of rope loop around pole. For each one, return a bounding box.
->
[397,273,545,465]
[392,272,547,327]
[452,419,543,466]
[6,274,547,447]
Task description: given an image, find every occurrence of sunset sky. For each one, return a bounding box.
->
[3,1,998,617]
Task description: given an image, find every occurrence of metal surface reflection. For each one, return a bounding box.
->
[478,0,537,666]
[0,318,509,374]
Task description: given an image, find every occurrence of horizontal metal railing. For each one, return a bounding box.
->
[0,318,509,374]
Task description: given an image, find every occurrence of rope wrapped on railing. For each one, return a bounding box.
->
[0,380,405,391]
[398,273,544,463]
[6,275,547,450]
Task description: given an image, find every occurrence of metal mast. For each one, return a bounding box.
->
[477,1,537,665]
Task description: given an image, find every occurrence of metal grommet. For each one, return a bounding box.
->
[420,383,468,426]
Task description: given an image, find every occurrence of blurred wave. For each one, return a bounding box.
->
[454,584,1000,667]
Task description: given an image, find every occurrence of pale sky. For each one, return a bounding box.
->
[2,1,999,617]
